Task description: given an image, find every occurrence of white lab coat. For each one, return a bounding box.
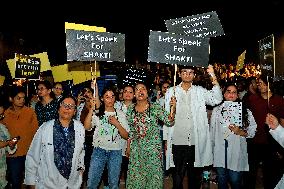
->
[165,83,222,169]
[24,119,85,189]
[210,105,257,171]
[269,125,284,189]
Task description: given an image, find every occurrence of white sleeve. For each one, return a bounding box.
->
[163,125,169,140]
[77,124,85,170]
[246,109,257,138]
[24,126,44,185]
[270,125,284,148]
[210,108,218,149]
[89,114,100,131]
[203,85,223,106]
[165,88,174,113]
[118,111,129,132]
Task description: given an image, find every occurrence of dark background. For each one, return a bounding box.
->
[0,0,283,76]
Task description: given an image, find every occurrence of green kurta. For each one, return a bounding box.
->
[126,102,171,189]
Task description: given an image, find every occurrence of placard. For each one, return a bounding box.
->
[220,101,242,127]
[65,22,106,32]
[66,29,125,62]
[6,52,51,78]
[165,11,224,38]
[259,34,274,76]
[148,31,209,66]
[15,53,41,80]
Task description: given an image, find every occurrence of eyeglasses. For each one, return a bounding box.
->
[181,70,194,75]
[54,87,63,90]
[60,102,76,110]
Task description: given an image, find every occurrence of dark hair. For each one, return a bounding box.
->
[54,82,63,89]
[178,65,196,73]
[96,87,117,118]
[38,80,53,90]
[54,82,62,86]
[122,84,134,91]
[121,84,135,96]
[246,76,256,85]
[134,82,149,93]
[159,81,170,89]
[80,87,93,95]
[258,74,275,92]
[37,80,56,99]
[9,86,26,99]
[122,85,136,104]
[222,83,250,129]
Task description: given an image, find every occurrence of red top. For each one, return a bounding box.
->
[247,94,284,144]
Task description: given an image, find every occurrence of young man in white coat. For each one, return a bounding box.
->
[165,65,222,189]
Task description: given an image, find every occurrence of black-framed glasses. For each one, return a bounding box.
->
[60,102,76,110]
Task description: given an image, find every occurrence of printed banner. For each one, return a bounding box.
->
[148,31,209,66]
[66,29,125,62]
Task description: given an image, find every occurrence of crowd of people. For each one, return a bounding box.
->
[0,63,283,189]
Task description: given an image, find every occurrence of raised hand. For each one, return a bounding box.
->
[266,113,279,130]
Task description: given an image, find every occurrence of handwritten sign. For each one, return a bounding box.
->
[148,31,209,66]
[15,54,41,80]
[259,34,274,76]
[66,29,125,62]
[165,11,224,38]
[220,101,242,127]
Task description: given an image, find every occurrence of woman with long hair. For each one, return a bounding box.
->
[84,87,129,189]
[210,83,257,189]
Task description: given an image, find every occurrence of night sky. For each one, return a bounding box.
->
[0,1,283,68]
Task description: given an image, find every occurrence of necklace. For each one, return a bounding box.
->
[133,103,151,139]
